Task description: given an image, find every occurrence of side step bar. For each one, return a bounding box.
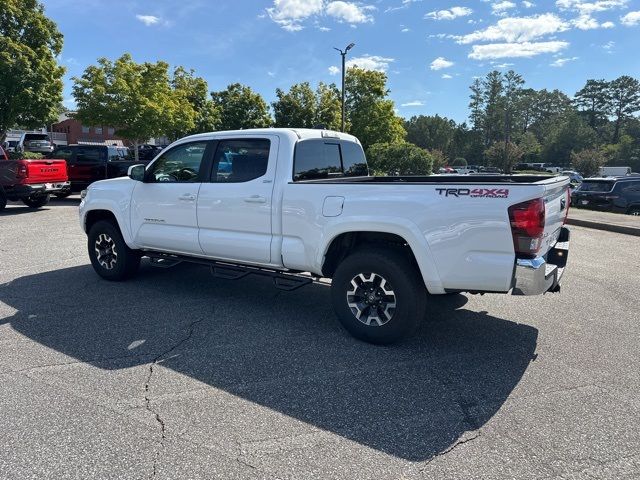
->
[145,252,314,291]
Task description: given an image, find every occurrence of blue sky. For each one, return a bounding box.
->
[44,0,640,123]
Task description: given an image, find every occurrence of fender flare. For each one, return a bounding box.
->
[317,217,445,294]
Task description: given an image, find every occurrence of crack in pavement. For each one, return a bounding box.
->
[143,315,207,478]
[420,430,482,471]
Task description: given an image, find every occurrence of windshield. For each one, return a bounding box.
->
[578,180,614,192]
[24,134,50,142]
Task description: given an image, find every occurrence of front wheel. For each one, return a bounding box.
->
[88,220,140,281]
[22,193,50,208]
[331,248,426,344]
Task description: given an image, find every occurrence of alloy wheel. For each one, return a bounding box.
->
[346,272,397,326]
[94,233,118,270]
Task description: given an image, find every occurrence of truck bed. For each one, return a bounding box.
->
[294,174,558,184]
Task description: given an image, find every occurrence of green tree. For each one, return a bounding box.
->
[345,67,405,150]
[428,149,448,172]
[404,115,455,152]
[73,54,187,162]
[573,79,611,133]
[211,83,272,130]
[169,67,219,139]
[0,0,65,142]
[541,114,596,165]
[571,148,606,177]
[367,142,433,176]
[451,157,467,167]
[485,141,523,173]
[518,131,541,163]
[609,75,640,143]
[272,81,341,130]
[315,82,342,131]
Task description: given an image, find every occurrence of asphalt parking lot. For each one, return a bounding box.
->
[1,196,639,480]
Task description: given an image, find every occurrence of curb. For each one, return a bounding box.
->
[566,218,640,237]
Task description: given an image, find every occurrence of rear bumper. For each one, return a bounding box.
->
[4,181,70,198]
[511,227,570,295]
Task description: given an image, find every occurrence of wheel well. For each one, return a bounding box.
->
[85,210,118,233]
[322,231,419,278]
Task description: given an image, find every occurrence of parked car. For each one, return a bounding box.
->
[137,144,164,161]
[3,140,19,153]
[571,177,640,215]
[544,164,564,174]
[0,145,69,210]
[562,170,584,183]
[79,128,571,344]
[49,144,149,197]
[479,166,502,174]
[17,133,55,154]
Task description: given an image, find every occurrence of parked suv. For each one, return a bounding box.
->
[17,133,55,154]
[571,177,640,215]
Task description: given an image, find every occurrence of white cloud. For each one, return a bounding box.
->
[550,56,578,66]
[326,2,374,23]
[346,55,394,71]
[328,65,340,75]
[455,14,569,44]
[556,0,627,15]
[494,62,515,67]
[492,1,516,15]
[135,14,161,26]
[603,40,615,49]
[621,11,640,25]
[430,56,455,70]
[401,27,410,32]
[266,0,324,31]
[442,74,453,79]
[522,1,535,7]
[401,100,425,106]
[425,6,473,20]
[468,40,569,59]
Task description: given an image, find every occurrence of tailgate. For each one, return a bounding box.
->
[539,176,570,255]
[25,159,68,183]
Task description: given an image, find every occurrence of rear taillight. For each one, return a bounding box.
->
[508,197,545,257]
[16,163,28,179]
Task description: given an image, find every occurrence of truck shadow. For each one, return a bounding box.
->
[0,263,537,461]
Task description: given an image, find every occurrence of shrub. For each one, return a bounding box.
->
[367,142,434,176]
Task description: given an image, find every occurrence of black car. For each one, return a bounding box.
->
[571,177,640,215]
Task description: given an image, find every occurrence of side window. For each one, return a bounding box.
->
[293,140,342,181]
[341,141,368,177]
[76,147,106,162]
[211,139,270,183]
[148,141,208,183]
[621,181,640,193]
[53,147,74,161]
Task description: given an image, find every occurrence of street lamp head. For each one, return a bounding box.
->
[346,43,355,52]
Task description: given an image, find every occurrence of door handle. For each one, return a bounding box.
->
[244,195,267,204]
[178,193,196,201]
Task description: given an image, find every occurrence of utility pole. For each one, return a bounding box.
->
[334,43,355,132]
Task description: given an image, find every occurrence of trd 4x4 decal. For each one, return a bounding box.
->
[436,188,510,198]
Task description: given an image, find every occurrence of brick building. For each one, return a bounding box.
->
[51,112,126,147]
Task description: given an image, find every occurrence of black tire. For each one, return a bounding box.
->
[330,247,427,345]
[88,220,140,281]
[628,206,640,216]
[22,193,50,208]
[0,190,6,211]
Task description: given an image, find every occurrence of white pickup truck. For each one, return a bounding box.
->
[79,129,571,344]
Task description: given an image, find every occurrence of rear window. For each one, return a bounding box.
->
[293,139,368,181]
[24,134,49,142]
[578,180,615,192]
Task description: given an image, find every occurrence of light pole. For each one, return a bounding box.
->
[334,43,355,132]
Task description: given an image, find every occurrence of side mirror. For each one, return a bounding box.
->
[128,164,146,182]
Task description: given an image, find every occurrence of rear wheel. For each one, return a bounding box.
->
[22,193,50,208]
[88,220,140,281]
[628,206,640,216]
[330,247,426,344]
[0,190,6,210]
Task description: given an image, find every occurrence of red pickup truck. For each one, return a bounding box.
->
[0,145,70,210]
